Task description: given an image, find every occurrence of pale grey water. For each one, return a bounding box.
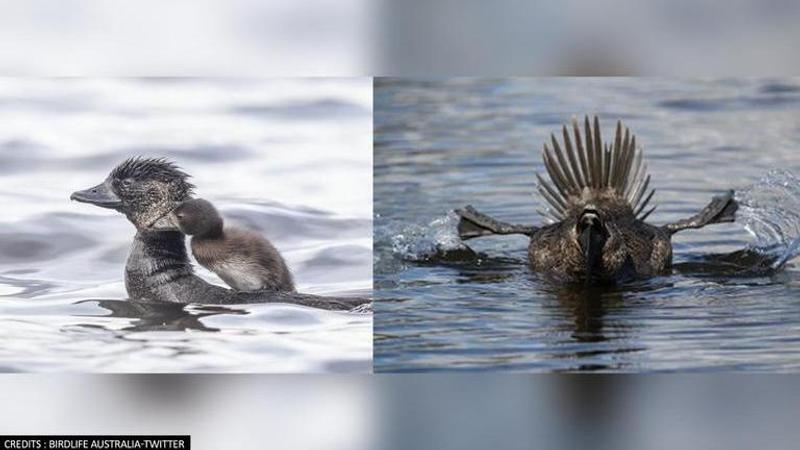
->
[374,78,800,372]
[0,78,373,372]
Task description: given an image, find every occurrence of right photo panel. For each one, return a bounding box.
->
[374,77,800,372]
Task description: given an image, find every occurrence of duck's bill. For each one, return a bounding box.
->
[70,181,122,209]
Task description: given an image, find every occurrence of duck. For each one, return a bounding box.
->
[156,198,296,293]
[456,116,738,284]
[70,157,367,310]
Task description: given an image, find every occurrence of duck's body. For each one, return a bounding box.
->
[125,229,354,309]
[456,116,737,284]
[528,201,672,283]
[167,198,295,293]
[71,157,366,310]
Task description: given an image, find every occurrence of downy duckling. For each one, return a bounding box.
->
[166,198,295,292]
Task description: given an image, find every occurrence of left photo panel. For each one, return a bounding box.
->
[0,78,373,372]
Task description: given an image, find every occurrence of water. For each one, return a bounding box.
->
[0,78,373,372]
[374,78,800,372]
[736,169,800,269]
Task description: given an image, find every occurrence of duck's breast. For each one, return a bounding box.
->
[527,220,672,282]
[527,223,585,281]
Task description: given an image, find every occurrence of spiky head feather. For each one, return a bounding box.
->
[111,156,195,197]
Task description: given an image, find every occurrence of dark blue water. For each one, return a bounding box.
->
[374,78,800,372]
[0,78,372,372]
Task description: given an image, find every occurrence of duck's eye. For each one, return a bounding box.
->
[120,178,134,188]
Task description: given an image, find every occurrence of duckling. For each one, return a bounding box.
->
[166,198,295,293]
[456,116,738,284]
[71,157,365,310]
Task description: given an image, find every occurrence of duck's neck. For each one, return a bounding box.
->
[125,230,207,302]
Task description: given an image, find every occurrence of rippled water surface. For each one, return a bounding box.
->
[374,78,800,372]
[0,78,372,372]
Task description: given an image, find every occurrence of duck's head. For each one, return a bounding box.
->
[71,157,194,231]
[574,205,609,281]
[154,198,223,238]
[560,199,639,283]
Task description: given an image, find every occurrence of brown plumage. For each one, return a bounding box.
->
[456,116,737,284]
[169,198,295,292]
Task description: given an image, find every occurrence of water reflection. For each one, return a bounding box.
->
[553,286,614,343]
[540,284,649,371]
[76,300,247,333]
[675,249,779,279]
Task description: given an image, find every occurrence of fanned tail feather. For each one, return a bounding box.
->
[536,115,655,221]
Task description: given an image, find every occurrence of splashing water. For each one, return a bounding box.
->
[736,169,800,268]
[390,211,477,262]
[390,170,800,269]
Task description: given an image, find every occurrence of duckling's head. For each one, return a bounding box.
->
[71,157,194,231]
[166,198,223,238]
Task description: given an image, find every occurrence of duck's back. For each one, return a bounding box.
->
[191,227,295,292]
